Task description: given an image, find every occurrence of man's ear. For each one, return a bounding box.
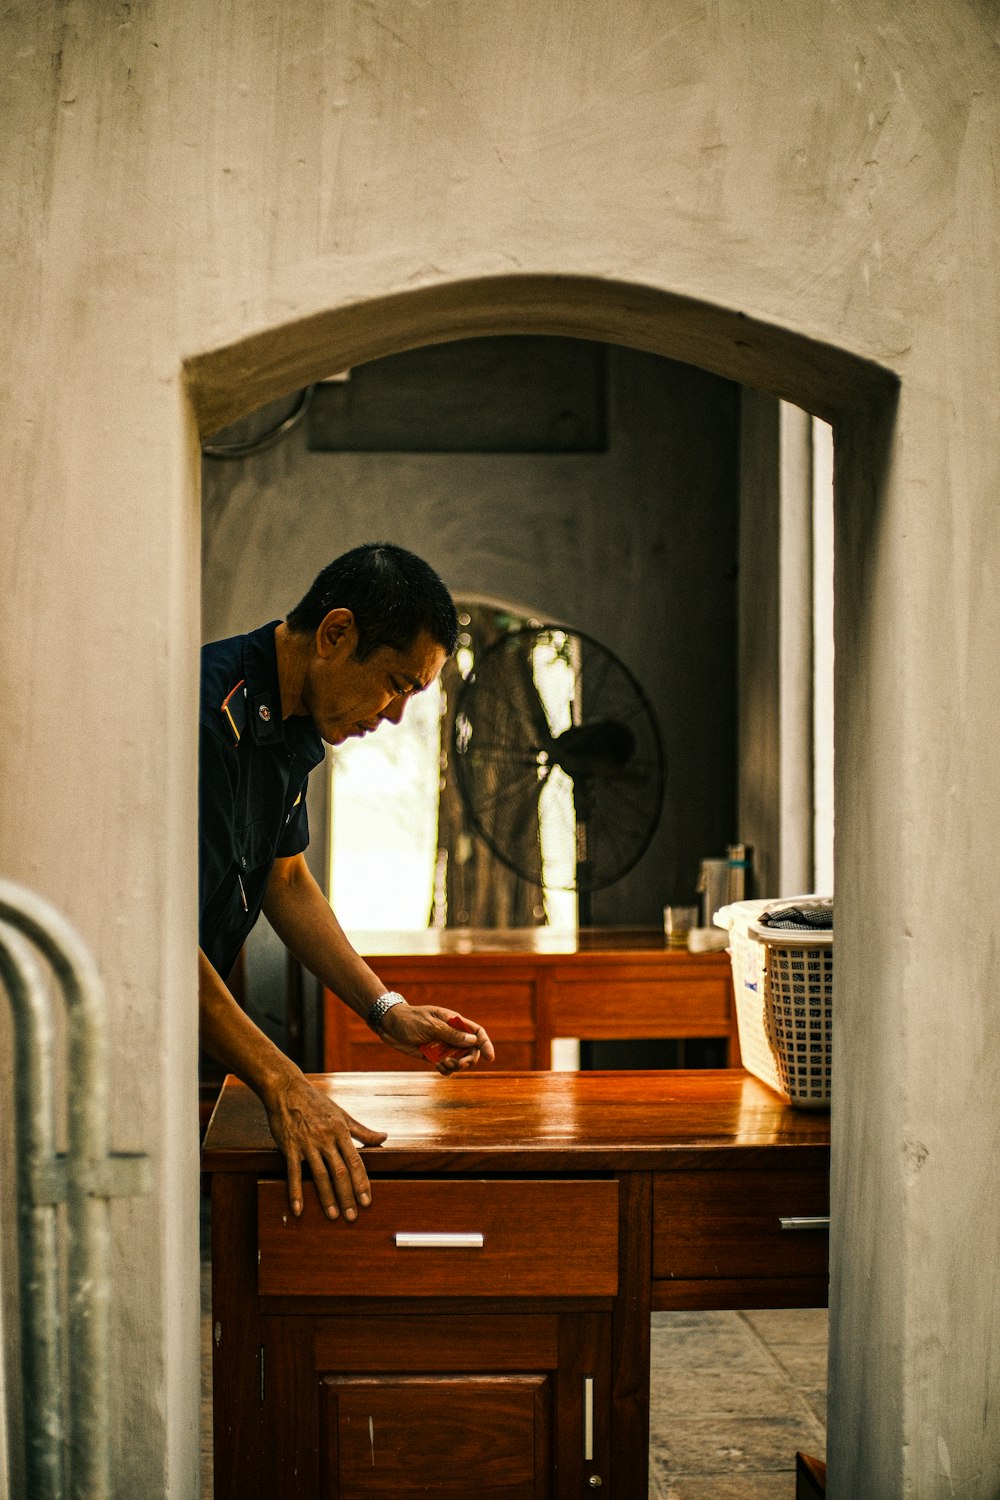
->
[316,608,357,659]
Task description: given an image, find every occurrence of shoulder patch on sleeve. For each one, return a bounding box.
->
[220,680,247,743]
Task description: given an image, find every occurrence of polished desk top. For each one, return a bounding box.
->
[203,1070,829,1176]
[344,927,698,959]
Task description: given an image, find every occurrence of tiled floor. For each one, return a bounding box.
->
[200,1242,827,1499]
[648,1307,827,1499]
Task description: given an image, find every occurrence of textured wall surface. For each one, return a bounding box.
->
[1,3,998,1495]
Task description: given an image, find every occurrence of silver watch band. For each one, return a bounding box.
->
[365,991,407,1034]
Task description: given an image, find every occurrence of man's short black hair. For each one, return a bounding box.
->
[286,543,459,661]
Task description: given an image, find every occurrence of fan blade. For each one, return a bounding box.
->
[463,679,553,752]
[469,764,547,887]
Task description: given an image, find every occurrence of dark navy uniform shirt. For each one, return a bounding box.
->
[199,621,325,979]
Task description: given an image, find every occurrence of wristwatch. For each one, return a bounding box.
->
[364,991,408,1034]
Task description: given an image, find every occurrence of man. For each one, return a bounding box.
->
[199,542,495,1223]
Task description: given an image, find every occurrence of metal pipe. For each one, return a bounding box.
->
[0,928,64,1500]
[0,880,152,1500]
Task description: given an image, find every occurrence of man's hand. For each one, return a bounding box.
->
[378,1004,496,1075]
[261,858,495,1076]
[199,949,387,1221]
[263,1073,387,1220]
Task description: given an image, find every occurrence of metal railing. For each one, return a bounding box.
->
[0,880,152,1500]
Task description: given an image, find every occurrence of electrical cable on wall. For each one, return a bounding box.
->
[201,385,316,459]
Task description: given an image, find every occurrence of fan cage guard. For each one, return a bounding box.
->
[452,625,666,897]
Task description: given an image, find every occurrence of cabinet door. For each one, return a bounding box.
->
[301,1311,610,1500]
[320,1373,550,1499]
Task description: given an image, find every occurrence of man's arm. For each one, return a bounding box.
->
[199,948,387,1219]
[261,852,495,1070]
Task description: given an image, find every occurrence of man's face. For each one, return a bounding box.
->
[304,620,447,747]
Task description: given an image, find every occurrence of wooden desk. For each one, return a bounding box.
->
[203,1070,829,1499]
[324,928,740,1071]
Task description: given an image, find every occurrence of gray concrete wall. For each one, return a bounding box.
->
[202,341,741,928]
[1,4,997,1495]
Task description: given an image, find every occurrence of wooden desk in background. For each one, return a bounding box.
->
[324,928,741,1071]
[203,1069,829,1500]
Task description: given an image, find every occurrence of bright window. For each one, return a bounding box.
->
[328,679,443,929]
[328,609,581,933]
[530,630,578,931]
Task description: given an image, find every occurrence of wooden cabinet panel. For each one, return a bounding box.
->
[314,1314,559,1372]
[546,978,732,1037]
[652,1167,829,1281]
[312,1310,608,1499]
[651,1274,829,1311]
[210,1175,263,1499]
[258,1178,619,1298]
[320,1375,550,1499]
[323,938,740,1072]
[338,1038,539,1074]
[337,1036,536,1072]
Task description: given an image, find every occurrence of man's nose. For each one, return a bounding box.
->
[380,696,407,725]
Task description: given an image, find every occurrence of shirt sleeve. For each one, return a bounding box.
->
[276,772,311,858]
[198,723,239,942]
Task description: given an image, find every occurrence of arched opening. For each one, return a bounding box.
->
[187,274,896,436]
[188,273,898,1497]
[191,272,894,1013]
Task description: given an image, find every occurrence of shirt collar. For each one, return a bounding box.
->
[241,621,325,767]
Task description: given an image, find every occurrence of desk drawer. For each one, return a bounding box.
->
[258,1178,618,1298]
[653,1168,829,1281]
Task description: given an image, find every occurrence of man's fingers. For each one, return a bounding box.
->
[446,1017,495,1065]
[473,1024,496,1063]
[440,1011,479,1044]
[305,1146,343,1221]
[439,1048,481,1075]
[267,1080,387,1220]
[346,1115,388,1148]
[321,1139,371,1221]
[286,1155,304,1217]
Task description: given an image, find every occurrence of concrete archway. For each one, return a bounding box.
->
[186,273,896,435]
[187,270,899,1494]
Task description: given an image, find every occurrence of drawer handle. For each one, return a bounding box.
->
[394,1232,485,1248]
[779,1216,830,1231]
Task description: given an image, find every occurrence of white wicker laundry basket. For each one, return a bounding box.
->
[715,899,833,1110]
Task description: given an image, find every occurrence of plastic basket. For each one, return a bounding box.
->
[714,899,833,1110]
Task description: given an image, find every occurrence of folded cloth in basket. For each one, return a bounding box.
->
[758,898,833,931]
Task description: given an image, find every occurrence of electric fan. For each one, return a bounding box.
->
[452,626,665,925]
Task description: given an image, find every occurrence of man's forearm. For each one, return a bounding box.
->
[261,854,388,1018]
[198,946,386,1219]
[248,854,494,1074]
[198,947,301,1104]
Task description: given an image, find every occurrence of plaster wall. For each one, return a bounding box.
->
[1,3,998,1496]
